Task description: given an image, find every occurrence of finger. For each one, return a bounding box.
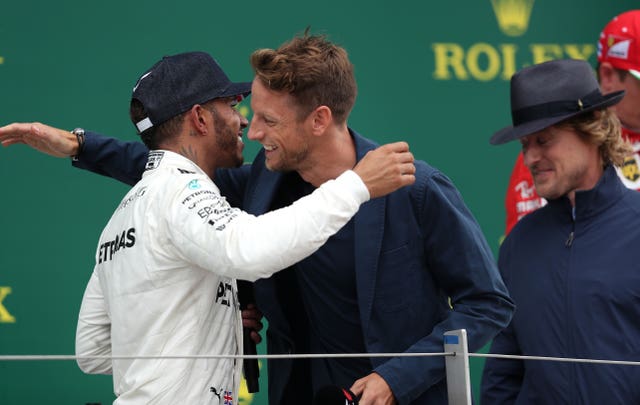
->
[403,174,416,185]
[0,126,38,145]
[373,142,406,156]
[401,162,416,175]
[392,152,414,165]
[241,308,257,317]
[250,330,262,344]
[245,304,263,316]
[349,381,364,397]
[404,151,415,163]
[401,174,416,186]
[387,141,409,152]
[1,138,22,147]
[242,318,260,328]
[244,319,263,331]
[0,123,30,138]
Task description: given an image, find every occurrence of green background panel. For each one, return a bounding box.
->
[1,1,636,404]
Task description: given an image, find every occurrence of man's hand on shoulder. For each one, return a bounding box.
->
[0,122,79,158]
[353,141,415,199]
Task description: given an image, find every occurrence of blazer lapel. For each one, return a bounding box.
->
[246,167,283,215]
[354,196,386,336]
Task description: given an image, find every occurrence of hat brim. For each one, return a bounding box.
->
[490,90,625,145]
[218,81,252,99]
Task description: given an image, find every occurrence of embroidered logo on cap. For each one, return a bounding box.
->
[607,37,632,60]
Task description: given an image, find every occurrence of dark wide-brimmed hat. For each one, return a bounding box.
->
[490,59,625,145]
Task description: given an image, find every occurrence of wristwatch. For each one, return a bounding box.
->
[71,127,85,161]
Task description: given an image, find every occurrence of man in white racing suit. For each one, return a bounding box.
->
[74,51,415,404]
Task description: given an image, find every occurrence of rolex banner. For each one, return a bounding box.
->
[0,1,636,404]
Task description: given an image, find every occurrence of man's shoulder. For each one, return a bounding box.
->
[616,186,640,218]
[140,164,220,209]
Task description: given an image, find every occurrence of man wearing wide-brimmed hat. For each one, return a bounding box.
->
[503,10,640,236]
[481,58,640,404]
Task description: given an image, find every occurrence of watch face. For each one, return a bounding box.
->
[71,128,85,160]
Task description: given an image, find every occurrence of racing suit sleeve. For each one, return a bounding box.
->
[164,170,370,281]
[72,131,148,187]
[75,270,113,375]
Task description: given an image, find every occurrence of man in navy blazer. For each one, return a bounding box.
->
[0,33,514,404]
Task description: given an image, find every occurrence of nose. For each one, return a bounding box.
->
[522,145,540,169]
[247,116,263,141]
[239,113,248,130]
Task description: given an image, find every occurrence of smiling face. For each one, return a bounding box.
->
[205,96,248,168]
[247,78,311,172]
[521,124,603,205]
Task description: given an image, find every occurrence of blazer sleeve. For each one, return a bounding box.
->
[480,321,524,404]
[72,130,149,186]
[374,168,515,404]
[480,235,523,404]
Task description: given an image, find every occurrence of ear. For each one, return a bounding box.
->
[309,105,333,136]
[598,62,618,93]
[187,104,209,135]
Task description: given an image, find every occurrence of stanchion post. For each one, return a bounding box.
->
[444,329,472,405]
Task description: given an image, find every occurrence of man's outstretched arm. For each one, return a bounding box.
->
[0,122,148,186]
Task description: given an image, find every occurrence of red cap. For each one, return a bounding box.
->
[598,10,640,80]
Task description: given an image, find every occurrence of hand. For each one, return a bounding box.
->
[241,303,263,344]
[350,372,397,405]
[353,142,415,199]
[0,122,79,157]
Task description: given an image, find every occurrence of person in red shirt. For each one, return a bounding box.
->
[504,9,640,235]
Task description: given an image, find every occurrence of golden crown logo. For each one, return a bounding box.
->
[491,0,535,37]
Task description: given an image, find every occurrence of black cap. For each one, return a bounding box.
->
[131,51,251,133]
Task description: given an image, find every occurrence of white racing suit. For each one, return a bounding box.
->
[75,150,370,404]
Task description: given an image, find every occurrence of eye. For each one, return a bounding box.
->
[536,136,549,146]
[227,95,244,109]
[261,115,277,126]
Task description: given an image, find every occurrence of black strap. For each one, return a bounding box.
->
[512,89,602,125]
